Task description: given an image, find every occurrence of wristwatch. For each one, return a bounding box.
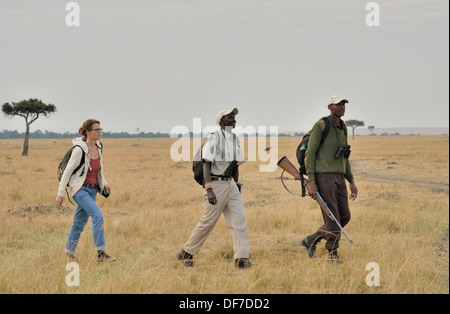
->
[304,178,314,185]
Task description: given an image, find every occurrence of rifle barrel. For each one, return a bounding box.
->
[316,192,353,245]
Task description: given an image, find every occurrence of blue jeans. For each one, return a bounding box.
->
[65,186,106,254]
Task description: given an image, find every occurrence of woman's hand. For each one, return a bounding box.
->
[55,196,64,208]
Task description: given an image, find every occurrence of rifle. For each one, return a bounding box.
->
[277,156,353,245]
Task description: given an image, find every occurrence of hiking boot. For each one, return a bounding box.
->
[176,249,194,267]
[66,253,79,263]
[97,250,117,263]
[301,232,322,258]
[235,258,252,269]
[328,249,342,265]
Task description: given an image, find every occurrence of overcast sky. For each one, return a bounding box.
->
[0,0,448,134]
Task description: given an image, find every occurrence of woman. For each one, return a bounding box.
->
[56,119,116,263]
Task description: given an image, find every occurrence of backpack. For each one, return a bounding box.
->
[57,145,85,183]
[193,144,204,186]
[296,117,330,176]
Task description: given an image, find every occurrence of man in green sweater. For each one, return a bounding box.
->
[302,95,358,264]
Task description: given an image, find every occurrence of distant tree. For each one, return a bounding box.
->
[345,119,365,140]
[2,98,56,155]
[368,125,375,135]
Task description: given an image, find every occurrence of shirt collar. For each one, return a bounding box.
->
[328,115,345,129]
[221,129,234,139]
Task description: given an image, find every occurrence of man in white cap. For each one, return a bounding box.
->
[176,108,252,268]
[301,95,358,264]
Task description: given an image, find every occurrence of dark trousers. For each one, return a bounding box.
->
[315,173,351,251]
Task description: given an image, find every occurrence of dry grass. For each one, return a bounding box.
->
[0,136,448,294]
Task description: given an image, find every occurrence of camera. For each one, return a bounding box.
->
[99,187,111,198]
[236,183,243,193]
[223,160,238,178]
[335,145,351,159]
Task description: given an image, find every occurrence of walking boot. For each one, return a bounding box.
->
[97,250,117,263]
[176,249,194,267]
[328,249,342,265]
[235,258,252,269]
[66,253,78,263]
[301,232,322,258]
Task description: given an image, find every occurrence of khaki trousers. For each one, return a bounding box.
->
[183,178,251,259]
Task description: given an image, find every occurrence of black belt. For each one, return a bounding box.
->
[210,176,232,181]
[83,183,98,189]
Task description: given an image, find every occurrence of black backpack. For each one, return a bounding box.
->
[193,131,221,186]
[193,144,204,186]
[295,117,330,197]
[56,145,85,206]
[296,117,330,176]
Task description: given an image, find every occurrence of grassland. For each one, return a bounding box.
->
[0,135,448,294]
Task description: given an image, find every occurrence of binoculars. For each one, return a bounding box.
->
[335,145,351,159]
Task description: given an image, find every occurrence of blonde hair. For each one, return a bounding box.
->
[79,119,100,139]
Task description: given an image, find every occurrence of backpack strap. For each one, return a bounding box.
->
[97,141,103,152]
[232,133,237,161]
[316,117,331,160]
[62,145,86,206]
[341,121,348,144]
[65,188,76,206]
[72,145,86,177]
[219,130,238,162]
[320,117,330,144]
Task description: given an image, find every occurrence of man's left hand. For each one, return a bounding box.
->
[349,181,358,201]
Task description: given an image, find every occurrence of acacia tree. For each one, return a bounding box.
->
[368,125,375,135]
[2,98,56,156]
[345,119,365,140]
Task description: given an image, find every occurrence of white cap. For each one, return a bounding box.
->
[328,95,349,105]
[216,108,239,125]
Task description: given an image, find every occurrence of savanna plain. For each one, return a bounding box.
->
[0,135,448,294]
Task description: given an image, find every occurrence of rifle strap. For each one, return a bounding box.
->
[280,170,302,196]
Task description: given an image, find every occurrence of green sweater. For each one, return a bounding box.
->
[305,116,354,182]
